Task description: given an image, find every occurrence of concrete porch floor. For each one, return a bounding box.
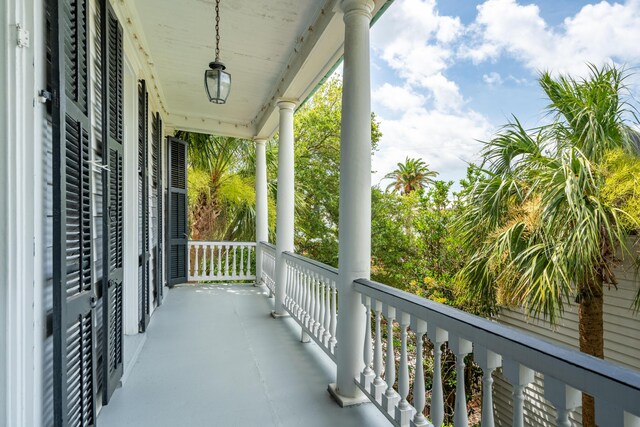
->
[99,283,389,427]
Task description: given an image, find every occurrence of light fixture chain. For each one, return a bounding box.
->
[215,0,221,61]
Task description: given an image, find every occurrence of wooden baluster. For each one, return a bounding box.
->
[475,345,501,427]
[450,336,472,427]
[187,244,192,277]
[217,245,222,279]
[232,246,237,278]
[247,245,252,276]
[411,319,428,426]
[329,282,337,353]
[283,260,289,307]
[503,360,534,427]
[360,296,375,391]
[313,274,321,334]
[288,263,295,309]
[300,268,311,343]
[240,245,245,277]
[544,377,580,427]
[307,273,314,328]
[372,301,386,402]
[382,306,399,413]
[194,244,198,277]
[317,277,325,338]
[194,245,200,279]
[209,244,214,278]
[224,245,230,278]
[395,312,413,426]
[323,278,331,346]
[298,269,304,318]
[427,324,448,427]
[201,245,206,278]
[267,253,274,298]
[307,270,316,333]
[304,271,311,327]
[294,266,301,314]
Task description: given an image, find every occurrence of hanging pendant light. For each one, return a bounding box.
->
[204,0,231,104]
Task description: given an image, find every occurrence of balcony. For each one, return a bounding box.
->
[2,0,640,426]
[98,282,387,427]
[99,241,640,427]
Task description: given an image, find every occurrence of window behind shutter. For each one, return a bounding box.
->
[167,136,188,286]
[138,80,150,331]
[51,0,98,425]
[101,0,124,405]
[152,112,164,305]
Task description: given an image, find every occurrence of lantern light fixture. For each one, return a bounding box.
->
[204,0,231,104]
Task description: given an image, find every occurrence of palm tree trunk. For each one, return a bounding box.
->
[578,275,604,427]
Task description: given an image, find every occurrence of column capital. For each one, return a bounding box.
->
[340,0,374,18]
[253,137,267,146]
[276,98,297,111]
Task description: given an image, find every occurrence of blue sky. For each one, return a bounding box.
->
[366,0,640,186]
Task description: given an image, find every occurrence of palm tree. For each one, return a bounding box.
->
[456,64,640,426]
[180,132,273,242]
[384,157,438,194]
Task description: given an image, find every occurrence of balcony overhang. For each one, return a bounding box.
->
[113,0,389,139]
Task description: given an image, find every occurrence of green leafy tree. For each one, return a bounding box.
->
[182,132,276,242]
[292,77,381,266]
[384,157,438,194]
[456,64,640,426]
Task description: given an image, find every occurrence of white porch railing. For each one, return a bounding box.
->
[187,241,256,282]
[260,242,276,294]
[282,251,338,361]
[353,278,640,427]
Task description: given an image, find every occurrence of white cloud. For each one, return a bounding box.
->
[372,108,494,185]
[372,83,426,112]
[370,0,496,184]
[461,0,640,76]
[371,0,465,112]
[483,71,503,86]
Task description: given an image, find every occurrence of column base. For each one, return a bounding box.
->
[270,310,290,319]
[328,383,370,407]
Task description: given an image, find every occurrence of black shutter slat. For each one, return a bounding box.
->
[153,113,164,304]
[52,0,97,423]
[138,80,150,332]
[167,137,188,286]
[100,0,124,405]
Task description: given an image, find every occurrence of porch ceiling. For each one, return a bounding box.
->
[126,0,388,139]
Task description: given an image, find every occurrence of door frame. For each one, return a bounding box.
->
[123,57,140,336]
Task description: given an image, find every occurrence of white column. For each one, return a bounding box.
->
[272,100,296,317]
[254,138,268,286]
[2,0,41,425]
[330,0,374,405]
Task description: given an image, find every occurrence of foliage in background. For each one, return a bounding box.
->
[182,132,276,242]
[454,64,640,426]
[292,77,382,266]
[384,157,439,194]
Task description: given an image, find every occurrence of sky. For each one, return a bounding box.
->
[365,0,640,187]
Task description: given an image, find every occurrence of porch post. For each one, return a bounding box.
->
[254,138,268,286]
[272,100,296,317]
[330,0,374,404]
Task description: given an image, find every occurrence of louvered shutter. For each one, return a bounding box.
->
[51,0,98,425]
[167,136,188,286]
[138,80,151,331]
[101,0,124,405]
[152,113,164,305]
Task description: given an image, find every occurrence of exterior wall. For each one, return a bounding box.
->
[1,0,46,425]
[493,258,640,426]
[0,0,169,424]
[1,2,8,424]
